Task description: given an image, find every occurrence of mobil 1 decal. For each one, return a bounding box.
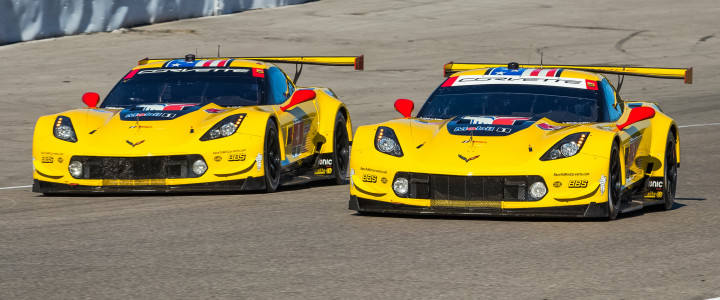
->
[446,116,532,136]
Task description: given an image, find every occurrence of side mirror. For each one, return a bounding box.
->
[394,99,414,118]
[280,90,316,112]
[82,92,100,108]
[617,106,655,131]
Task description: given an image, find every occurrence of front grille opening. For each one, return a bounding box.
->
[399,173,544,205]
[73,155,203,180]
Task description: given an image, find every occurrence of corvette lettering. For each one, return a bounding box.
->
[137,68,249,74]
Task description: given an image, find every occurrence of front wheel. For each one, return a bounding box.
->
[663,131,678,210]
[332,112,350,184]
[607,143,622,220]
[263,119,281,192]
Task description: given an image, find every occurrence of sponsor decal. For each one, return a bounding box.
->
[599,175,607,196]
[128,125,152,129]
[553,181,562,188]
[256,154,262,171]
[458,154,480,162]
[229,153,246,161]
[363,174,378,183]
[125,112,177,118]
[568,180,588,188]
[214,156,222,162]
[57,157,63,163]
[360,167,387,174]
[381,177,388,184]
[318,158,333,166]
[454,126,495,132]
[496,127,512,133]
[460,116,529,125]
[41,152,64,155]
[126,140,145,147]
[536,122,567,131]
[451,75,588,89]
[212,149,246,155]
[41,156,53,163]
[554,172,589,176]
[205,108,227,113]
[648,180,662,188]
[314,167,333,175]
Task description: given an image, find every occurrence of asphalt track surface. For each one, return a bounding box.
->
[1,0,719,299]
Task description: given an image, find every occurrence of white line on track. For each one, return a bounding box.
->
[0,185,32,190]
[679,122,720,128]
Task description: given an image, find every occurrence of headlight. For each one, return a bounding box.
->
[375,126,403,157]
[68,160,83,178]
[540,132,589,161]
[528,181,547,200]
[53,116,77,142]
[200,114,246,141]
[191,159,208,176]
[393,177,409,196]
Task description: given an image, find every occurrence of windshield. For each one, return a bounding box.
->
[417,85,604,123]
[101,68,263,108]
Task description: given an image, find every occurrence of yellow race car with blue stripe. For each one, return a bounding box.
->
[33,54,363,193]
[349,62,691,219]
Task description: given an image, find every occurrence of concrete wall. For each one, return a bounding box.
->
[0,0,309,45]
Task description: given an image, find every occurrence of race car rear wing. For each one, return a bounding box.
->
[139,55,364,70]
[138,55,363,83]
[443,62,693,84]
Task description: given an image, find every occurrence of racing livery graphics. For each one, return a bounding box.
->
[349,62,690,219]
[33,55,364,193]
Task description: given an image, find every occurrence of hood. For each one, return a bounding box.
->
[65,103,263,155]
[393,116,582,174]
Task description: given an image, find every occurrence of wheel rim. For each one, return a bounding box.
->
[609,148,621,210]
[334,122,349,174]
[266,128,281,181]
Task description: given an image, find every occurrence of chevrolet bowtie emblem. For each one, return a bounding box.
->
[126,140,145,147]
[458,154,479,162]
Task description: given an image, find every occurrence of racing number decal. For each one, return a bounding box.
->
[287,118,308,158]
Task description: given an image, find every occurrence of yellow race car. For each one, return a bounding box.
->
[349,62,691,219]
[33,55,363,193]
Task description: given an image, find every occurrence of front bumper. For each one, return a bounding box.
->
[33,176,266,194]
[350,196,609,218]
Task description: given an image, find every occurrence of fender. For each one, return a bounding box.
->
[312,88,353,153]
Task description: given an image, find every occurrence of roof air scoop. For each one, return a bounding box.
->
[508,62,520,70]
[185,54,195,62]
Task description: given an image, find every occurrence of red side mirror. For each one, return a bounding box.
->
[617,107,655,131]
[394,99,414,118]
[82,92,100,108]
[280,90,316,112]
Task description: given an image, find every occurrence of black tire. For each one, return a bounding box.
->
[607,142,623,220]
[263,119,281,192]
[332,112,350,184]
[663,131,678,210]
